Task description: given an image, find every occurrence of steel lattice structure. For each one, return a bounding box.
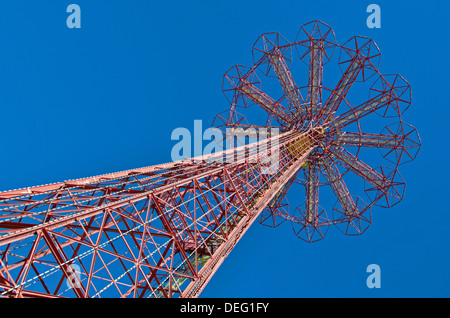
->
[0,21,420,298]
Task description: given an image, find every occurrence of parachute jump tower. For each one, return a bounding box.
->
[0,21,420,298]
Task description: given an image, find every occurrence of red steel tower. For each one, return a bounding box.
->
[0,21,420,298]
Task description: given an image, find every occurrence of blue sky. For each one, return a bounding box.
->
[0,1,448,297]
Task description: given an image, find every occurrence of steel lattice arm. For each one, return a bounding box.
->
[238,80,292,125]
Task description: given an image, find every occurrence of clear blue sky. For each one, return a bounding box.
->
[0,1,448,297]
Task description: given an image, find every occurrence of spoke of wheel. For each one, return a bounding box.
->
[337,132,403,149]
[238,80,292,125]
[319,56,362,121]
[304,164,320,223]
[308,42,324,117]
[333,92,392,129]
[330,148,390,190]
[321,160,357,217]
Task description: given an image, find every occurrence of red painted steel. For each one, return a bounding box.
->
[0,21,420,297]
[214,20,420,242]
